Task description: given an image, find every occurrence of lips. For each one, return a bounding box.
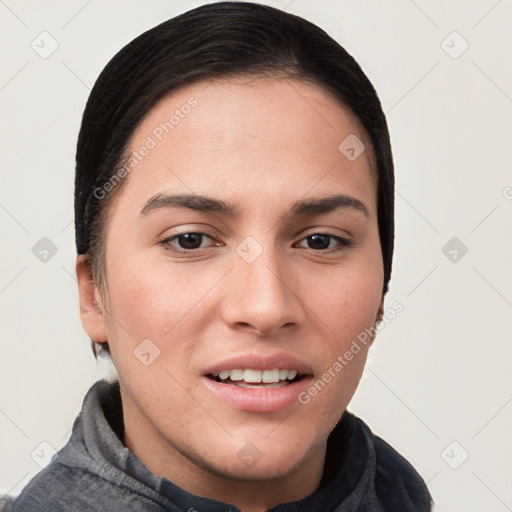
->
[203,353,313,377]
[202,352,314,413]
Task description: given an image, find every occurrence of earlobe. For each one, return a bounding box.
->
[76,254,108,342]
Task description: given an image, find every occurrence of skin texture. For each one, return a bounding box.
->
[76,77,384,511]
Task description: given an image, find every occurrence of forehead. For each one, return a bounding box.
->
[118,77,377,216]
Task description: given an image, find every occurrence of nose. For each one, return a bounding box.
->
[220,244,304,336]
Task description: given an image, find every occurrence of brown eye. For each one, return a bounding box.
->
[175,233,206,250]
[160,232,217,254]
[297,233,351,251]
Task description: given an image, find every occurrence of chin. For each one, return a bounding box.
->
[219,449,311,482]
[203,431,320,482]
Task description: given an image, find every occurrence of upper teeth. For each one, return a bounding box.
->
[216,368,298,383]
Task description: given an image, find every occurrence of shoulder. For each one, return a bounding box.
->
[0,495,14,512]
[6,461,103,512]
[5,460,161,512]
[372,434,433,511]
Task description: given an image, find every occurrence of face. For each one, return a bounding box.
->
[79,77,384,490]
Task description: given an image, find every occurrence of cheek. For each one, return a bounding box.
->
[316,276,381,329]
[103,260,219,405]
[302,247,383,407]
[301,276,380,431]
[311,258,383,344]
[102,250,222,352]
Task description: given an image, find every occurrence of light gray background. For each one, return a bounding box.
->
[1,1,511,510]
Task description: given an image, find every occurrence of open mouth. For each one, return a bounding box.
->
[206,368,307,388]
[203,363,314,412]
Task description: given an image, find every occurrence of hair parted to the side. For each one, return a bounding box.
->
[74,1,395,359]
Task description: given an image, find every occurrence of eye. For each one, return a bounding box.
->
[296,233,351,252]
[159,231,351,256]
[160,232,218,253]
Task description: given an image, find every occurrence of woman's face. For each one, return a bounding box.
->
[81,77,383,485]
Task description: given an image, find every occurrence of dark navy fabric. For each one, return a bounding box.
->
[2,380,432,511]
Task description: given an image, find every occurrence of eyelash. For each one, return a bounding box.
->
[158,232,352,255]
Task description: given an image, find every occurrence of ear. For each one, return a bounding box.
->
[368,300,384,347]
[76,254,108,343]
[375,300,384,325]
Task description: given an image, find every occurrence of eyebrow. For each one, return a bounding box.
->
[140,193,369,219]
